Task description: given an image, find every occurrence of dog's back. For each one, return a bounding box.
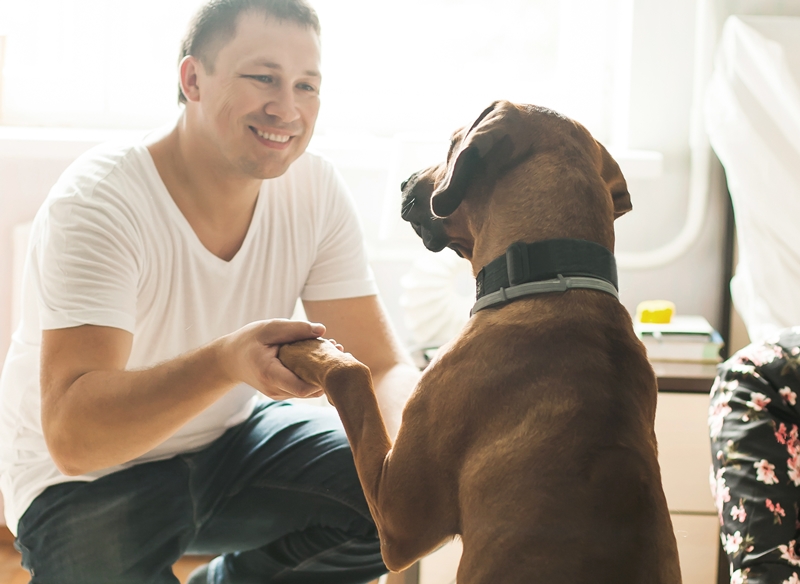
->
[427,292,681,583]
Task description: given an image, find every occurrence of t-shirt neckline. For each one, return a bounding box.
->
[137,143,265,268]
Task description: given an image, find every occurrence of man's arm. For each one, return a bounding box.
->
[41,319,325,476]
[303,295,420,439]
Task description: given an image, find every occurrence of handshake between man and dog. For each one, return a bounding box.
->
[279,101,682,583]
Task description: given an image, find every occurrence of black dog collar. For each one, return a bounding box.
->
[472,239,619,315]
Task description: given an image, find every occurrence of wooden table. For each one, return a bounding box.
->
[652,361,719,393]
[652,360,726,584]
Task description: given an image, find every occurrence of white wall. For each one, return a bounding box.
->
[617,0,728,327]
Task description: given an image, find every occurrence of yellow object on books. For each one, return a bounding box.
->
[636,300,675,324]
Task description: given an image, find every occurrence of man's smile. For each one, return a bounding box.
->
[249,126,295,149]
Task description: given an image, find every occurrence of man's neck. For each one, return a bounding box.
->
[146,115,262,261]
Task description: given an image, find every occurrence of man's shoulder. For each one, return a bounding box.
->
[49,137,155,205]
[62,137,150,184]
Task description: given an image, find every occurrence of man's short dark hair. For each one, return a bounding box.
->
[177,0,321,104]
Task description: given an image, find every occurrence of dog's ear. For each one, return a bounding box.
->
[597,142,632,219]
[431,101,533,218]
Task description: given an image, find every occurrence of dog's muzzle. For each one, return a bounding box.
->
[400,174,450,252]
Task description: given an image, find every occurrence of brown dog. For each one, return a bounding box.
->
[279,101,682,583]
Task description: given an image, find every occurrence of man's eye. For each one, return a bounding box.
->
[297,83,318,93]
[246,75,273,84]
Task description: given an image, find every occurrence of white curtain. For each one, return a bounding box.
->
[705,15,800,341]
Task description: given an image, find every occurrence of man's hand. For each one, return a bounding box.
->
[220,319,327,400]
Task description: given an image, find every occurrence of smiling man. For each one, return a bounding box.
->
[0,1,419,583]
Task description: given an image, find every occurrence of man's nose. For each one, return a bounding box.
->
[264,85,300,123]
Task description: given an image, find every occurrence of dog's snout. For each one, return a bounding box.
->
[398,165,452,252]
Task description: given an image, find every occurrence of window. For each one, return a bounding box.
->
[0,0,633,146]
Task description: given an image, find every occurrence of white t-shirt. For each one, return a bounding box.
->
[0,141,377,534]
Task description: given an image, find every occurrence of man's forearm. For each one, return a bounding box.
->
[43,319,324,476]
[372,362,420,440]
[44,339,235,476]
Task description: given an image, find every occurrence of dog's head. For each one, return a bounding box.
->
[400,101,632,268]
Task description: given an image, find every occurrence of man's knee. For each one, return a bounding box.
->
[16,464,193,583]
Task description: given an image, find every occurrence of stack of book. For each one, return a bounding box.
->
[634,315,724,364]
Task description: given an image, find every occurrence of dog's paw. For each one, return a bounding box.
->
[278,338,364,388]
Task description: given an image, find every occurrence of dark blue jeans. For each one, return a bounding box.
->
[14,400,386,583]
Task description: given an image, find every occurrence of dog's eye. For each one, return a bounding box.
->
[400,179,409,191]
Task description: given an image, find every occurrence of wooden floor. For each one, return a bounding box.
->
[0,526,211,584]
[0,528,26,584]
[0,527,395,584]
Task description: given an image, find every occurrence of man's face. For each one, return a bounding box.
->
[194,14,322,179]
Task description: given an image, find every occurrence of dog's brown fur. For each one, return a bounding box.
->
[279,101,682,583]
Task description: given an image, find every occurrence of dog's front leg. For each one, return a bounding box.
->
[279,339,455,571]
[278,338,392,454]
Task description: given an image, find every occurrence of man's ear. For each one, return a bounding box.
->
[179,55,202,103]
[430,101,536,218]
[596,142,632,219]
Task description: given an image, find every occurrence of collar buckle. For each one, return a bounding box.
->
[505,241,531,286]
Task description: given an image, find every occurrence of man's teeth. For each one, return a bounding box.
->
[255,129,291,143]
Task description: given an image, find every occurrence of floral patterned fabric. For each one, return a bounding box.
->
[710,327,800,584]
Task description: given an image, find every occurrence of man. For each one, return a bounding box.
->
[0,1,419,582]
